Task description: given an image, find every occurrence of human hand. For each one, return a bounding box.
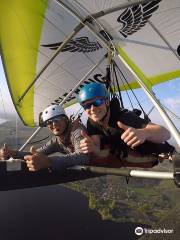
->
[0,143,12,160]
[117,121,146,148]
[24,146,51,171]
[80,131,100,155]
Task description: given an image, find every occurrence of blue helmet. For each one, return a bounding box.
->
[77,83,109,103]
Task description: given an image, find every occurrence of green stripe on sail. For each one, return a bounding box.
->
[117,47,180,91]
[114,81,141,92]
[113,70,180,92]
[149,70,180,85]
[0,0,48,126]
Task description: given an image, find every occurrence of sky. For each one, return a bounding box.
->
[0,58,16,122]
[0,57,179,148]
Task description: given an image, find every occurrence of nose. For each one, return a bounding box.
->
[90,104,96,111]
[52,121,58,127]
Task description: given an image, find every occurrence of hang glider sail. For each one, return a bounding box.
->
[0,0,180,128]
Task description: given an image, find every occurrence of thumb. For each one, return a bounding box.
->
[3,143,8,150]
[117,121,129,131]
[30,146,37,155]
[81,130,90,139]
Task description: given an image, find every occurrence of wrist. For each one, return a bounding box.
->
[10,150,18,158]
[137,128,148,143]
[93,145,100,156]
[141,127,153,141]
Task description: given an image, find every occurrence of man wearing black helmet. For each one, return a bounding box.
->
[78,83,174,167]
[0,105,90,171]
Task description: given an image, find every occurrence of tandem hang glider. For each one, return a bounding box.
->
[0,0,180,190]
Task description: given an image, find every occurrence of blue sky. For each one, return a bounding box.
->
[0,58,179,148]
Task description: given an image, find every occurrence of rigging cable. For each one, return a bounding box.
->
[3,135,50,148]
[113,60,150,121]
[161,104,180,121]
[28,135,50,144]
[70,106,83,121]
[112,60,134,110]
[147,96,180,121]
[112,62,124,108]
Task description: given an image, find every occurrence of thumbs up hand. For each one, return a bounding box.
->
[24,146,51,171]
[81,130,92,140]
[0,143,14,160]
[117,121,146,148]
[30,146,38,155]
[117,121,129,132]
[80,131,100,155]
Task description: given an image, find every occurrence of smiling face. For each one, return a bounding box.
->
[47,116,68,136]
[82,97,109,122]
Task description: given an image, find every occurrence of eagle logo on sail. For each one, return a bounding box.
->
[117,0,161,38]
[41,36,102,53]
[177,45,180,56]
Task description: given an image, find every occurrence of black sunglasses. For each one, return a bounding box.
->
[82,98,105,110]
[46,116,64,126]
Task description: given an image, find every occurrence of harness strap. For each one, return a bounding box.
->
[90,149,159,168]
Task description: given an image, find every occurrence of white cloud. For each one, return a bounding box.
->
[167,79,180,92]
[163,97,180,111]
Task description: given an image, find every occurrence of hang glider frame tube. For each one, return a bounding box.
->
[92,0,158,18]
[117,53,180,148]
[58,0,180,147]
[17,0,180,149]
[148,20,180,62]
[56,0,114,52]
[91,0,180,62]
[2,159,180,185]
[18,21,85,103]
[63,0,157,19]
[18,0,136,103]
[72,165,174,180]
[92,0,180,62]
[18,54,106,151]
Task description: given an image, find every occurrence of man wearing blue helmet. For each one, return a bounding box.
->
[78,83,173,166]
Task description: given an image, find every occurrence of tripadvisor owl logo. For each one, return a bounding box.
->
[135,227,174,236]
[135,227,144,236]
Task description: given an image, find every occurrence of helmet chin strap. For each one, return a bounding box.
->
[99,102,110,123]
[58,116,69,137]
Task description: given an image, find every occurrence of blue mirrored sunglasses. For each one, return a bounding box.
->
[46,116,64,126]
[82,98,105,110]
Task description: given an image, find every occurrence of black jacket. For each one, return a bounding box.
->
[87,101,174,157]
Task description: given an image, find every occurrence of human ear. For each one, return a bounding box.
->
[105,99,110,107]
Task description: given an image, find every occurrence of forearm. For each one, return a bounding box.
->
[49,152,90,171]
[15,143,58,160]
[16,151,31,159]
[143,124,171,143]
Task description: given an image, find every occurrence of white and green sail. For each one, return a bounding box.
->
[0,0,180,127]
